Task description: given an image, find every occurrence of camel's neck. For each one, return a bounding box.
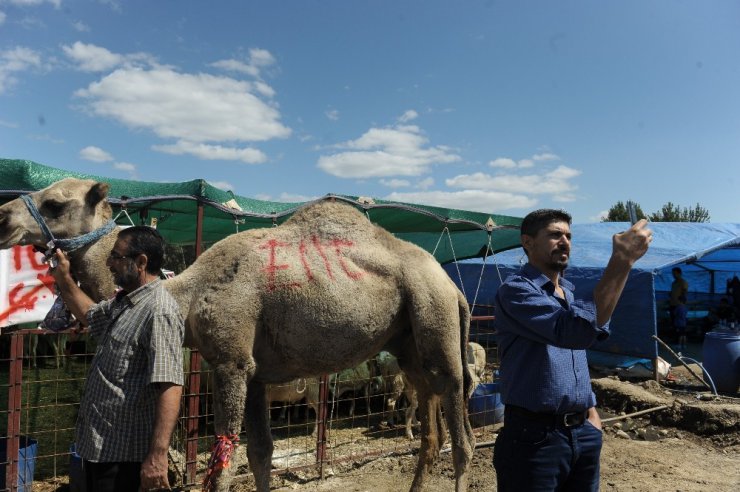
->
[68,230,119,302]
[68,228,200,343]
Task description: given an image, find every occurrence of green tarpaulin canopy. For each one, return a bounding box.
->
[0,158,522,263]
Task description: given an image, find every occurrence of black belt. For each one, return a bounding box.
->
[505,405,588,428]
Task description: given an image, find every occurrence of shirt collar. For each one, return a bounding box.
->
[521,262,575,292]
[117,279,161,306]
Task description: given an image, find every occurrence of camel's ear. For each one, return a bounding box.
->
[85,182,109,208]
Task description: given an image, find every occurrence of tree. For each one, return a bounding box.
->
[602,201,710,222]
[649,202,710,223]
[602,201,647,222]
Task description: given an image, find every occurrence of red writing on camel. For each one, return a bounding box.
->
[260,236,365,291]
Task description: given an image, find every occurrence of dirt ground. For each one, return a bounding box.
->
[32,365,739,491]
[229,366,740,492]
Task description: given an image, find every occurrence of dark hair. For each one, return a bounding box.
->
[520,209,572,238]
[678,295,687,303]
[672,267,682,275]
[117,226,165,275]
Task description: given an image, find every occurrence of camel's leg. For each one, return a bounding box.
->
[404,386,418,440]
[245,380,273,492]
[407,383,441,492]
[402,290,476,491]
[208,360,251,492]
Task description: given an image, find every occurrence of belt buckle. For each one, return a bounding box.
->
[562,412,582,428]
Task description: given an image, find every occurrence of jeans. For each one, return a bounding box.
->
[84,460,142,492]
[493,410,603,491]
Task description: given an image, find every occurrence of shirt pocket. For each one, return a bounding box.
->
[99,333,135,381]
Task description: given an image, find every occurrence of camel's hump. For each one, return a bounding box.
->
[284,200,371,231]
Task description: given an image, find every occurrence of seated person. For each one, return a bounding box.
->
[716,297,736,322]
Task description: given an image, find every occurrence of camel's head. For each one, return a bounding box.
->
[0,178,113,250]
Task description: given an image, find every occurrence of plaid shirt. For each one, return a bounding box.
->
[77,279,184,462]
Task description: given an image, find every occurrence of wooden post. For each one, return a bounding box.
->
[185,202,205,484]
[316,374,329,479]
[6,332,24,491]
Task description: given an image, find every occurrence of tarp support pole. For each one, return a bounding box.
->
[185,202,205,484]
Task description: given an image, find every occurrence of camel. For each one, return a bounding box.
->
[0,178,476,492]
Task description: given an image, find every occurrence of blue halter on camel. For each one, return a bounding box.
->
[20,193,118,260]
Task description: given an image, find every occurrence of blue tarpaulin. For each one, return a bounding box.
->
[445,222,740,360]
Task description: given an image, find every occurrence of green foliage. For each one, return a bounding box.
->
[602,201,710,223]
[648,202,711,222]
[602,201,647,222]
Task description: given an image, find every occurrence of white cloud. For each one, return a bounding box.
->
[250,48,275,67]
[446,165,582,196]
[112,161,137,179]
[79,145,113,162]
[61,42,155,72]
[318,124,460,178]
[490,152,560,170]
[208,180,235,192]
[113,162,135,172]
[278,192,316,203]
[98,0,121,13]
[5,0,61,7]
[385,190,537,213]
[152,140,267,164]
[75,66,291,143]
[210,59,259,77]
[489,158,516,169]
[379,178,410,188]
[590,210,609,222]
[398,109,418,123]
[489,156,535,169]
[0,11,6,25]
[0,46,43,94]
[0,119,18,128]
[533,152,560,161]
[416,177,434,190]
[71,20,89,32]
[211,47,276,79]
[325,109,339,121]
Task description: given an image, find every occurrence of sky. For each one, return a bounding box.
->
[1,0,739,223]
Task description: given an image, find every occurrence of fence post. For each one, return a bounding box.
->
[316,374,329,479]
[6,332,24,491]
[185,350,202,485]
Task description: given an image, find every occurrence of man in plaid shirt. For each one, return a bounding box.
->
[50,226,184,491]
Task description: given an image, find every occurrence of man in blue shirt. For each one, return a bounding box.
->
[493,209,652,491]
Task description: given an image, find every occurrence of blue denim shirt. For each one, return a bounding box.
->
[494,263,610,413]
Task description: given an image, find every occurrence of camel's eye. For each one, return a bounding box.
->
[41,200,66,218]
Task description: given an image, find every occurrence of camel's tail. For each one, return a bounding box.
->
[457,290,474,401]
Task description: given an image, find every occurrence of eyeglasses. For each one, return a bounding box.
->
[108,251,136,261]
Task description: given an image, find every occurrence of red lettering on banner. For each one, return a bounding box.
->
[0,283,47,323]
[259,239,301,291]
[13,246,22,271]
[38,272,56,295]
[330,239,364,280]
[26,247,48,271]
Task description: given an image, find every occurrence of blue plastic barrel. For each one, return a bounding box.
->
[702,330,740,394]
[468,382,505,428]
[0,436,37,491]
